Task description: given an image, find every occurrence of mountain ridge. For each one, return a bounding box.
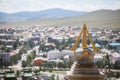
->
[0,9,120,28]
[0,8,87,23]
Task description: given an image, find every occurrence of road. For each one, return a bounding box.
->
[8,45,40,71]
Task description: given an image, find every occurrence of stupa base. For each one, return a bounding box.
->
[65,62,105,80]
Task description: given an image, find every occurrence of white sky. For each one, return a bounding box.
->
[0,0,120,13]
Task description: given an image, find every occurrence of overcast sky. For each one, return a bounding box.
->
[0,0,120,13]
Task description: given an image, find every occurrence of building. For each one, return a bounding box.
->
[0,53,10,62]
[47,50,62,60]
[109,42,120,53]
[94,54,103,62]
[110,52,120,63]
[34,57,47,66]
[47,49,74,60]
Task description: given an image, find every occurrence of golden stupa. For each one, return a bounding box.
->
[65,24,105,80]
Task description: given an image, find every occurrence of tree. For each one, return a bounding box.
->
[22,60,27,67]
[16,70,20,77]
[30,50,36,59]
[57,62,65,68]
[95,61,103,68]
[26,55,32,66]
[13,42,17,50]
[3,61,10,68]
[114,59,120,69]
[39,43,46,52]
[50,74,55,80]
[103,54,111,77]
[42,54,47,58]
[10,53,21,65]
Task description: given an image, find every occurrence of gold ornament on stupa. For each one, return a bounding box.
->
[65,23,105,80]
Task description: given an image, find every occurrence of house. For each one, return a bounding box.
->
[94,54,103,62]
[110,52,120,63]
[47,50,62,60]
[34,57,47,66]
[0,53,10,62]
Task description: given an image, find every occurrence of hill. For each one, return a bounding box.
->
[0,8,86,22]
[0,9,120,29]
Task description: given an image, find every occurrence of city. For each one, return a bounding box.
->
[0,24,120,80]
[0,0,120,80]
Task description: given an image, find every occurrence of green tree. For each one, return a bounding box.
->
[22,60,27,67]
[3,61,10,68]
[13,42,17,50]
[95,61,103,68]
[30,50,36,59]
[114,59,120,69]
[42,54,47,58]
[103,54,111,77]
[57,62,64,68]
[10,53,21,65]
[50,74,55,80]
[26,55,32,66]
[39,43,46,52]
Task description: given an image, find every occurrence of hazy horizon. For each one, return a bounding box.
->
[0,8,120,14]
[0,0,120,13]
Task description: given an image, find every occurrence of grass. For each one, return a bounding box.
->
[52,71,66,74]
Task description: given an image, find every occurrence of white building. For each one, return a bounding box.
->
[47,50,62,60]
[110,52,120,63]
[64,55,75,62]
[94,54,103,62]
[49,59,63,63]
[47,49,74,60]
[61,50,74,56]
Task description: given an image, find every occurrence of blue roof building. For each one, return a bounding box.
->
[109,43,120,47]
